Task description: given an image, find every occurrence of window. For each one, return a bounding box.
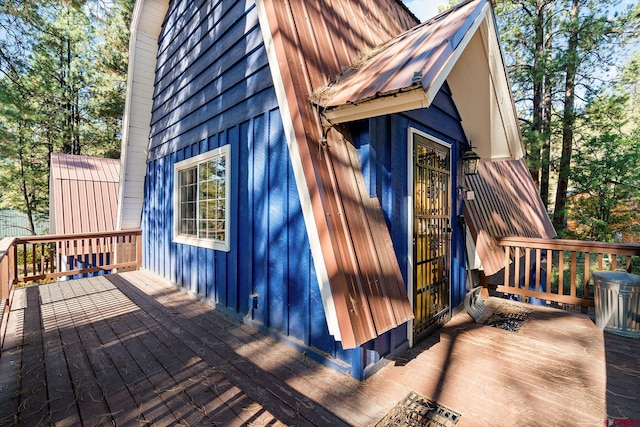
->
[174,145,230,251]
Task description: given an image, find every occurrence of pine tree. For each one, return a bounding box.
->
[0,0,132,234]
[495,0,639,233]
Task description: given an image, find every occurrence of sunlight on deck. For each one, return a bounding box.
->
[1,271,639,426]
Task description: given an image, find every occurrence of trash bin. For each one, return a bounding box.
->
[593,271,640,338]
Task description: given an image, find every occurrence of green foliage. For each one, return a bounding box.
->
[564,52,640,242]
[568,130,640,241]
[0,0,132,233]
[494,0,640,236]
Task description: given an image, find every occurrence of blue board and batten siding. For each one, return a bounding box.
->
[142,0,470,379]
[142,0,355,374]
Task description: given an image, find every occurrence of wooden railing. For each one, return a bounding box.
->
[0,230,142,309]
[495,237,640,309]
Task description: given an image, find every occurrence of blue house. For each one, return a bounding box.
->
[117,0,528,379]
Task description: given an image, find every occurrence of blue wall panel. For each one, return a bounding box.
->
[267,109,286,333]
[237,120,253,316]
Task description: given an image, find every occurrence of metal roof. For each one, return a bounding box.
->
[0,210,49,238]
[50,153,120,235]
[259,0,418,348]
[463,159,556,276]
[314,0,484,110]
[312,0,524,162]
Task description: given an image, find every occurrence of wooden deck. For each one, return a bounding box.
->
[1,270,638,426]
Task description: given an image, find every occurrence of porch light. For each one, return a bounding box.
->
[462,147,480,176]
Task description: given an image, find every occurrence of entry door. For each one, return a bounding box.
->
[413,134,451,341]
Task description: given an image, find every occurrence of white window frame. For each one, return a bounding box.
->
[173,144,231,251]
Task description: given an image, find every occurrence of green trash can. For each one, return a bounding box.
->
[593,271,640,338]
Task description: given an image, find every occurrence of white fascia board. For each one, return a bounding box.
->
[323,89,429,124]
[255,0,341,341]
[117,0,167,231]
[481,13,524,159]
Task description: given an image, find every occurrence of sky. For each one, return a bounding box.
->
[404,0,452,22]
[405,0,639,22]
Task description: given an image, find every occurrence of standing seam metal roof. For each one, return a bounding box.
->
[313,0,484,108]
[261,0,419,348]
[50,153,120,236]
[463,159,556,276]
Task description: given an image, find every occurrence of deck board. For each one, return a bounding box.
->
[1,270,639,426]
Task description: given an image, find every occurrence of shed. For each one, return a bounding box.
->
[117,0,551,379]
[50,153,120,235]
[50,153,121,276]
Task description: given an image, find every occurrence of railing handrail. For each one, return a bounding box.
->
[13,229,142,244]
[493,235,640,310]
[0,237,16,257]
[497,236,640,255]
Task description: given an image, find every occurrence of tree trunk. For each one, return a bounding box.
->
[552,0,580,230]
[540,2,553,209]
[528,0,546,188]
[17,144,36,236]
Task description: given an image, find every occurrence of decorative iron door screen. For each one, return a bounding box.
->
[413,135,451,341]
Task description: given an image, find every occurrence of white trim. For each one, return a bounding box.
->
[481,13,524,159]
[406,128,415,348]
[406,127,453,347]
[255,0,341,341]
[173,145,231,252]
[117,0,168,231]
[323,89,428,124]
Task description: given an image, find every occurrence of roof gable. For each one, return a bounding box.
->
[315,0,485,110]
[314,0,524,161]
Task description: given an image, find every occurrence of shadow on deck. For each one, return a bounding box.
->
[0,270,638,426]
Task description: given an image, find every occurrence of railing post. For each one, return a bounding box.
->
[1,249,7,305]
[136,233,142,270]
[0,238,16,305]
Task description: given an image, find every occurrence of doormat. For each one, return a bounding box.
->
[484,303,532,332]
[376,391,461,427]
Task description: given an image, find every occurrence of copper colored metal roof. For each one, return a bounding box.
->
[463,159,556,276]
[314,0,485,109]
[50,153,120,235]
[261,0,417,348]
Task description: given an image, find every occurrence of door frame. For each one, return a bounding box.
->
[406,127,453,348]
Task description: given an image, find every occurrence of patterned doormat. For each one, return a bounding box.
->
[484,303,532,332]
[376,391,461,427]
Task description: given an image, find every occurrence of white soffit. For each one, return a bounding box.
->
[447,12,524,161]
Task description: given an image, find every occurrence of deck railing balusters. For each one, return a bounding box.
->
[0,231,142,290]
[495,237,640,309]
